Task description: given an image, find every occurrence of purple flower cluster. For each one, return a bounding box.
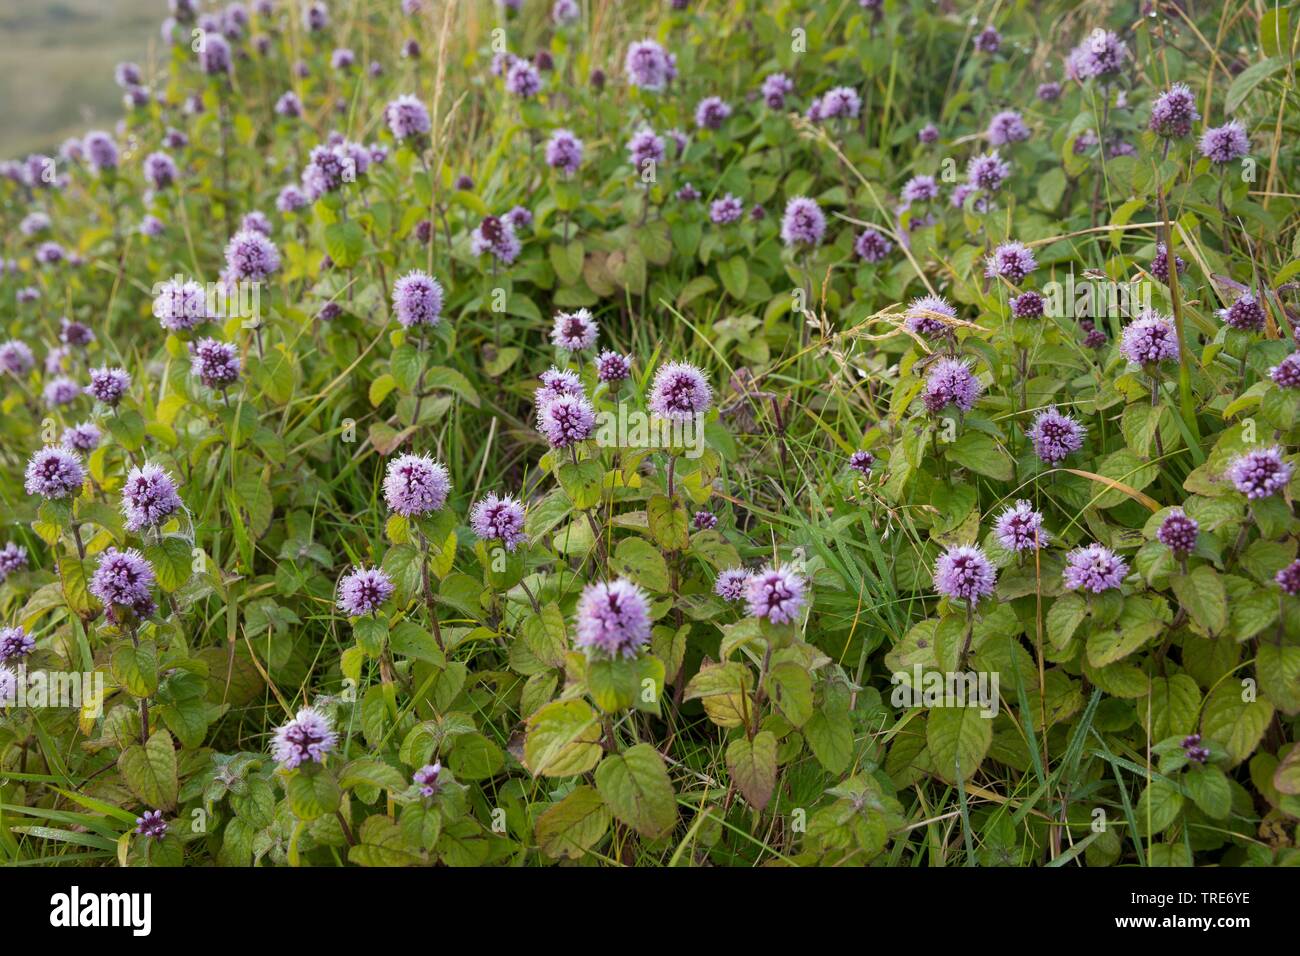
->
[1217,292,1266,332]
[1062,544,1128,593]
[923,358,982,413]
[0,626,34,663]
[89,547,156,613]
[392,270,444,328]
[1225,447,1292,500]
[25,446,85,499]
[780,197,825,247]
[1066,30,1127,82]
[575,578,651,658]
[715,568,750,602]
[1276,560,1300,596]
[995,501,1048,552]
[595,351,631,384]
[1149,84,1200,139]
[386,95,431,142]
[153,278,209,331]
[1026,406,1086,465]
[695,96,731,130]
[849,450,874,475]
[1269,353,1300,390]
[470,493,527,552]
[189,338,241,388]
[545,129,584,175]
[223,229,280,281]
[985,241,1037,283]
[121,463,184,531]
[761,73,794,109]
[337,566,395,617]
[855,228,892,263]
[1150,243,1186,285]
[537,393,596,448]
[0,543,29,581]
[414,762,442,797]
[710,194,744,225]
[745,566,807,624]
[551,309,598,352]
[383,453,451,516]
[934,546,997,604]
[135,810,168,840]
[272,707,338,769]
[625,40,673,91]
[470,215,521,264]
[987,111,1029,146]
[967,151,1011,192]
[1199,121,1249,164]
[1119,312,1179,367]
[648,362,712,420]
[906,295,956,338]
[1156,509,1199,555]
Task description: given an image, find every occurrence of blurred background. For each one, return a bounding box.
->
[0,0,155,156]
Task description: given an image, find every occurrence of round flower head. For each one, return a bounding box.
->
[780,197,825,247]
[143,151,178,190]
[504,206,531,231]
[849,450,874,475]
[1037,82,1062,102]
[1217,292,1266,332]
[189,338,241,388]
[923,358,982,413]
[649,362,712,420]
[413,762,442,797]
[1156,509,1199,555]
[383,453,451,516]
[1199,121,1249,164]
[1011,290,1045,319]
[901,175,940,205]
[550,309,598,352]
[536,366,584,404]
[36,242,66,266]
[302,1,328,31]
[470,493,527,552]
[1181,733,1210,764]
[1276,560,1300,596]
[1149,84,1199,139]
[1226,446,1292,500]
[25,446,84,499]
[1120,311,1179,367]
[693,510,718,531]
[20,213,49,238]
[855,228,892,263]
[223,229,280,281]
[545,129,583,175]
[974,26,1001,53]
[0,543,29,581]
[331,47,356,72]
[537,393,596,448]
[199,33,232,74]
[275,91,302,118]
[86,366,131,406]
[63,422,102,452]
[552,0,579,25]
[44,377,80,408]
[817,86,861,121]
[1269,353,1300,390]
[627,129,665,171]
[0,340,36,375]
[987,110,1029,146]
[1066,30,1127,82]
[470,215,521,264]
[995,500,1048,552]
[153,278,209,331]
[918,122,940,143]
[135,810,168,840]
[745,566,807,624]
[595,351,631,384]
[271,707,338,769]
[695,96,731,130]
[715,568,750,601]
[934,545,997,603]
[238,213,270,240]
[1027,406,1086,465]
[966,151,1010,191]
[575,578,651,658]
[761,72,794,109]
[337,566,394,616]
[0,626,35,663]
[1063,544,1128,593]
[505,59,542,97]
[1150,243,1186,285]
[385,94,430,142]
[121,463,184,532]
[710,194,744,225]
[985,241,1037,283]
[89,547,155,609]
[391,270,444,328]
[905,295,956,338]
[625,39,672,91]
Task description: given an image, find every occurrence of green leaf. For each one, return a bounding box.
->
[925,705,992,783]
[764,661,814,727]
[647,494,689,551]
[594,743,677,839]
[144,536,194,593]
[726,731,778,810]
[611,536,670,592]
[288,765,341,820]
[523,699,603,777]
[1170,566,1227,635]
[118,729,178,810]
[717,255,749,299]
[1184,765,1232,819]
[447,732,505,781]
[557,459,604,511]
[946,431,1013,480]
[804,701,853,774]
[324,219,365,268]
[1136,778,1184,836]
[535,785,610,859]
[112,640,159,697]
[1201,684,1274,766]
[1226,56,1287,113]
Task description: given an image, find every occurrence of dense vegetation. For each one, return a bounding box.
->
[1,0,1299,867]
